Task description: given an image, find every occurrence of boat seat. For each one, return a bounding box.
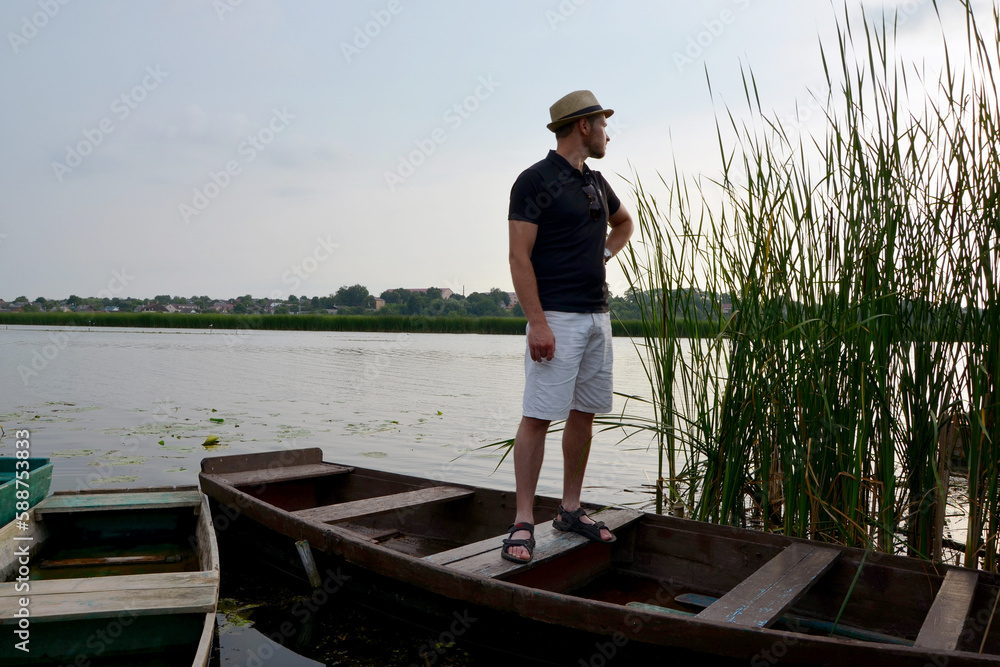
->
[424,507,642,578]
[0,570,219,623]
[914,568,979,651]
[696,542,841,628]
[294,485,474,524]
[33,489,203,516]
[210,462,352,488]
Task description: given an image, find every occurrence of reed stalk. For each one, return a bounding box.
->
[616,0,1000,564]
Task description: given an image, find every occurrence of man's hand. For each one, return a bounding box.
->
[528,320,555,362]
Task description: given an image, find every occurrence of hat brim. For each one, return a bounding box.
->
[547,108,614,132]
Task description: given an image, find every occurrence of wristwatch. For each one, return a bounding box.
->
[604,247,613,263]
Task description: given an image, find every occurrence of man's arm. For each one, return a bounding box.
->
[509,219,554,362]
[605,205,634,259]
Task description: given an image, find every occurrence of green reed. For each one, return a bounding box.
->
[618,1,1000,565]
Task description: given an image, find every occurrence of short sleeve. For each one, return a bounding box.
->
[600,173,621,217]
[509,169,543,223]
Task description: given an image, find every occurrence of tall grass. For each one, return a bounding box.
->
[620,1,1000,565]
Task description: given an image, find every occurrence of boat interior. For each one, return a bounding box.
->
[203,449,1000,656]
[0,488,218,667]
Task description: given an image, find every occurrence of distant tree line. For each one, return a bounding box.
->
[2,285,734,323]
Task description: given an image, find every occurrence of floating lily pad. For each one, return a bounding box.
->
[103,455,150,466]
[217,599,263,627]
[50,448,98,458]
[90,475,141,486]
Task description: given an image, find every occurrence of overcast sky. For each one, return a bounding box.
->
[0,0,990,301]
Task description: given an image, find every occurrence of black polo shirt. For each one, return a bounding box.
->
[508,150,621,313]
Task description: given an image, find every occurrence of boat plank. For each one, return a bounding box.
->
[0,571,219,598]
[295,486,473,524]
[0,583,218,622]
[33,489,202,515]
[429,508,642,578]
[914,569,978,651]
[697,542,841,628]
[213,463,352,487]
[201,447,323,474]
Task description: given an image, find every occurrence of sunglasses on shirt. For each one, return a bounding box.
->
[581,183,602,221]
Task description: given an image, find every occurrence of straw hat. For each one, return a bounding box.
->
[547,90,614,132]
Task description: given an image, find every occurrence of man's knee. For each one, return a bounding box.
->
[521,416,551,432]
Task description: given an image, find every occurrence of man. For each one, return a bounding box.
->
[502,90,634,563]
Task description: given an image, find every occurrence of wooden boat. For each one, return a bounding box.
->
[0,457,53,525]
[199,448,1000,666]
[0,486,220,666]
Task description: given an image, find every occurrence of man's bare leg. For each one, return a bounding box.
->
[507,415,549,561]
[559,409,612,541]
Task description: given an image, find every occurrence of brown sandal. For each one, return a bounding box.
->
[501,522,535,563]
[553,505,616,543]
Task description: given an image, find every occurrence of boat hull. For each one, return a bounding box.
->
[0,486,219,667]
[0,457,53,526]
[200,448,1000,666]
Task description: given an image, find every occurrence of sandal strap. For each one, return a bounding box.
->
[558,505,588,521]
[508,521,534,536]
[502,537,535,547]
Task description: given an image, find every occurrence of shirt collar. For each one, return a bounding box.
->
[546,149,592,179]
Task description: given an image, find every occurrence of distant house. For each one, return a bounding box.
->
[374,298,385,311]
[104,306,120,312]
[406,288,454,300]
[141,304,169,312]
[506,292,518,309]
[166,304,199,314]
[213,301,234,313]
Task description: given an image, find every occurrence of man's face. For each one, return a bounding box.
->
[586,115,609,159]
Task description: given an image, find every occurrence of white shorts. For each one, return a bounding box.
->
[522,311,614,421]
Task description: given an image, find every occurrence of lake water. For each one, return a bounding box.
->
[0,325,660,505]
[0,325,664,666]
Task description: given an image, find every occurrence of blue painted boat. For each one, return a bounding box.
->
[0,486,219,666]
[0,457,52,526]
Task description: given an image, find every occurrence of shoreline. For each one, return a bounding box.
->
[0,312,720,338]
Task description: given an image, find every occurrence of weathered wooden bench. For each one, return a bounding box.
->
[32,489,204,516]
[201,447,353,487]
[914,568,979,651]
[696,542,841,628]
[0,571,219,623]
[295,486,474,524]
[424,507,642,578]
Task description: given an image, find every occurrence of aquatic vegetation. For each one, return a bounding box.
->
[616,1,1000,566]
